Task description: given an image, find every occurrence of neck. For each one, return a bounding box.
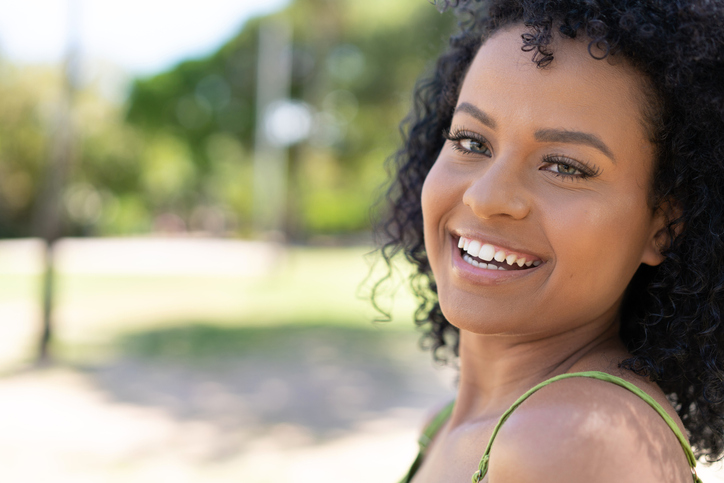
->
[450,315,623,425]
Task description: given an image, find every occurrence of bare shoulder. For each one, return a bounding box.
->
[417,398,455,452]
[421,398,454,431]
[487,374,693,483]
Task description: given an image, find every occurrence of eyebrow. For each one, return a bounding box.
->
[535,129,616,163]
[454,102,616,163]
[454,102,497,129]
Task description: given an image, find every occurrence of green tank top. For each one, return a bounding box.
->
[399,371,702,483]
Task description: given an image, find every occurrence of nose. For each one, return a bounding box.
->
[462,157,531,220]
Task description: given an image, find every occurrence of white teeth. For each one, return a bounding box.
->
[467,240,482,258]
[463,254,495,270]
[460,236,540,270]
[463,254,477,268]
[479,244,495,262]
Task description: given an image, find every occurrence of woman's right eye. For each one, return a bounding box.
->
[443,128,492,157]
[457,138,491,156]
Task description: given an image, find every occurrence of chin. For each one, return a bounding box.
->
[438,291,530,335]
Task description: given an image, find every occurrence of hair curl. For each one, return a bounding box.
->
[375,0,724,461]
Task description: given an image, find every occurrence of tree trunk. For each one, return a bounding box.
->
[32,0,81,363]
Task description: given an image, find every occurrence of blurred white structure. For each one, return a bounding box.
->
[264,100,313,147]
[252,18,296,237]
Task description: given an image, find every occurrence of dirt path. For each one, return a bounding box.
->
[0,327,456,483]
[3,334,724,482]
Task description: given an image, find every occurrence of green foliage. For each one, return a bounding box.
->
[122,0,455,238]
[0,0,455,238]
[0,65,56,237]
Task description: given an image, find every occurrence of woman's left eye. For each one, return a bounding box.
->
[541,155,598,179]
[553,163,581,175]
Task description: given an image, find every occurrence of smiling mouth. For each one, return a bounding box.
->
[458,236,542,271]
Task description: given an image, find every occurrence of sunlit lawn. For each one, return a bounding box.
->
[0,242,456,483]
[0,243,420,367]
[5,242,724,483]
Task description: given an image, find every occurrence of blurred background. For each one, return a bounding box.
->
[0,0,463,482]
[4,1,723,482]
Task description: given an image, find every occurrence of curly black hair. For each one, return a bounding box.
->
[375,0,724,462]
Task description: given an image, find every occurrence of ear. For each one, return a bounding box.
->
[641,198,682,267]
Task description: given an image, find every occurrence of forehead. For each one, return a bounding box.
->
[457,26,650,149]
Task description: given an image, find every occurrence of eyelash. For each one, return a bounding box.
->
[442,128,601,181]
[542,154,601,180]
[443,128,491,157]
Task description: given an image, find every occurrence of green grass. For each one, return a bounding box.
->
[1,246,422,365]
[116,322,414,363]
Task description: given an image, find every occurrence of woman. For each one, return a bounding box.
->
[377,1,724,482]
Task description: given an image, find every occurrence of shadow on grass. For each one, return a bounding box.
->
[116,322,402,363]
[81,321,454,456]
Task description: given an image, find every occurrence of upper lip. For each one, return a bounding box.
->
[451,229,545,262]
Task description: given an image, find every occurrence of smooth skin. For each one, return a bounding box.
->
[415,25,692,483]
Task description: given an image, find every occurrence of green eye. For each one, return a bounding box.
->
[556,163,579,175]
[460,139,491,155]
[540,154,600,180]
[442,128,493,157]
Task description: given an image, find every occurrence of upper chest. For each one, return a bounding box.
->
[411,419,495,483]
[407,374,693,483]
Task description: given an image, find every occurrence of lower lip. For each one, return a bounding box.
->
[450,237,542,285]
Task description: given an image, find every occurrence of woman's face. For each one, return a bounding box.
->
[421,26,666,338]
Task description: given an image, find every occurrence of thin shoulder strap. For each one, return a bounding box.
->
[471,371,701,483]
[419,400,455,449]
[398,400,455,483]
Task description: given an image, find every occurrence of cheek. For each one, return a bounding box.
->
[545,189,652,309]
[421,158,458,262]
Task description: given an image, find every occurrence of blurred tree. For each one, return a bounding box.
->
[0,61,145,238]
[0,0,455,241]
[125,0,455,239]
[0,64,57,238]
